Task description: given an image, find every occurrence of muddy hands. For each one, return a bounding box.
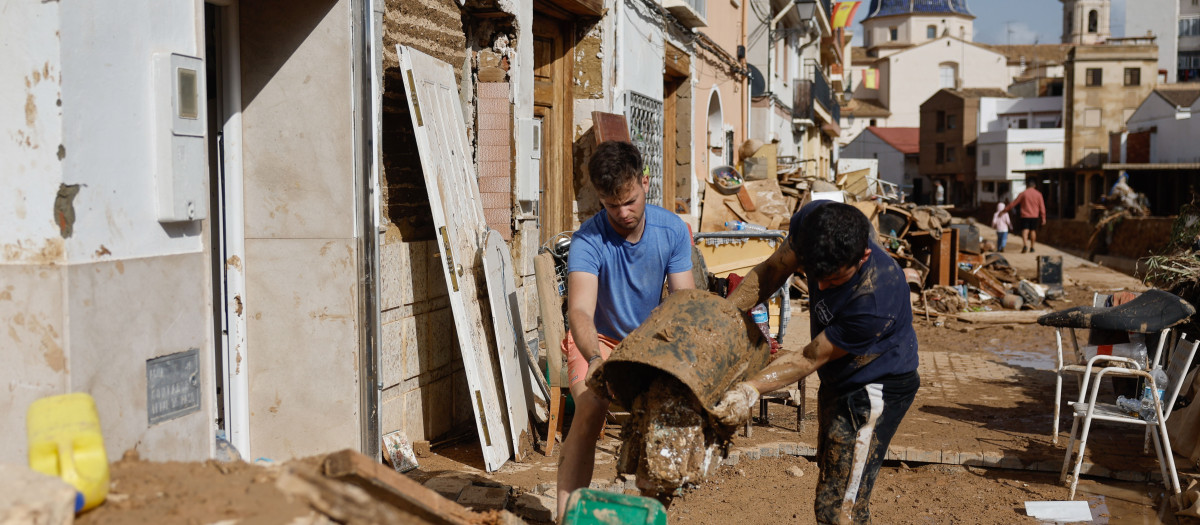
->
[711,382,759,426]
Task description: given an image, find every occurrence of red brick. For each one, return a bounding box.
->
[478,112,510,131]
[478,160,511,179]
[477,82,509,100]
[477,176,511,193]
[478,128,509,147]
[484,207,512,226]
[477,146,512,163]
[480,192,511,210]
[478,100,511,116]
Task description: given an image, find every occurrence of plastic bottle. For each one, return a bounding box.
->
[1138,367,1169,422]
[749,304,779,353]
[1116,395,1141,416]
[725,220,767,232]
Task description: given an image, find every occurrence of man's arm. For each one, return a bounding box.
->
[666,270,695,294]
[727,241,801,312]
[711,331,847,425]
[747,332,847,393]
[1001,192,1023,215]
[566,272,602,365]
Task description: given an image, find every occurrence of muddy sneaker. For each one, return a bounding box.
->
[1021,247,1028,254]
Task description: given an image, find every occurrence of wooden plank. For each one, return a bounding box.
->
[533,252,567,455]
[398,45,509,472]
[663,81,678,212]
[322,450,476,525]
[737,186,757,211]
[724,200,750,222]
[591,111,630,143]
[955,310,1052,324]
[480,230,533,460]
[701,179,790,232]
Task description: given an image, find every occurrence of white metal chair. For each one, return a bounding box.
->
[1046,292,1184,444]
[1059,333,1199,499]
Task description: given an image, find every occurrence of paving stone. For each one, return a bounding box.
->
[423,476,471,501]
[959,451,984,466]
[998,455,1025,470]
[760,444,780,458]
[981,451,1004,467]
[743,448,761,461]
[514,492,556,523]
[457,485,511,511]
[723,451,741,466]
[534,482,556,497]
[779,442,801,456]
[940,450,961,464]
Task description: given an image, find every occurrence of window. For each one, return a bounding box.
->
[1182,18,1200,37]
[982,149,991,166]
[936,110,946,131]
[1124,67,1141,86]
[935,143,945,163]
[1038,119,1058,129]
[947,114,958,130]
[1088,9,1098,33]
[1084,107,1102,127]
[939,64,957,89]
[947,146,957,162]
[1017,118,1028,129]
[869,119,878,126]
[927,25,937,39]
[1085,68,1102,86]
[982,181,996,193]
[966,145,975,157]
[890,27,899,41]
[1024,150,1045,166]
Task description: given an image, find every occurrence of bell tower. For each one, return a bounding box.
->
[1061,0,1110,45]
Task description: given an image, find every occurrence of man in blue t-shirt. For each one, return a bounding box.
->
[556,141,694,517]
[716,200,920,524]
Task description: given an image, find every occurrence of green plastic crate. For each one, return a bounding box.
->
[561,488,667,525]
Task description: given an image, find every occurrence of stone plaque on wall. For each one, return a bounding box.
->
[146,348,201,425]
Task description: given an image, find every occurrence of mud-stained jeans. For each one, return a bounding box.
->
[814,371,920,524]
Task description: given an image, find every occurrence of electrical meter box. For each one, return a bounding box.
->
[153,53,207,223]
[515,117,542,204]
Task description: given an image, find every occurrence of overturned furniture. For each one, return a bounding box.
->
[588,289,771,498]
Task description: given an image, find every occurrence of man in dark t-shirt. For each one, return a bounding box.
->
[717,200,920,524]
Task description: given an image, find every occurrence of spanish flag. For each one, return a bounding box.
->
[831,1,861,30]
[864,69,878,89]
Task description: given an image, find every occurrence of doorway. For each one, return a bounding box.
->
[204,1,249,456]
[532,13,575,244]
[663,42,689,214]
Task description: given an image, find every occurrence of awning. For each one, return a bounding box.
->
[1103,163,1200,171]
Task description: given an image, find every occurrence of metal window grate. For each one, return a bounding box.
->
[624,90,664,207]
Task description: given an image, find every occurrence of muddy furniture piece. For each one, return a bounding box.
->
[1059,334,1199,499]
[1037,289,1196,444]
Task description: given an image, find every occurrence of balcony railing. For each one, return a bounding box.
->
[792,65,838,124]
[812,64,833,116]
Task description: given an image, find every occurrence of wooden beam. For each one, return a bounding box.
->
[322,450,477,525]
[954,310,1051,324]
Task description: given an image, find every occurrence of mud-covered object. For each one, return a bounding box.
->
[1037,289,1195,333]
[587,289,771,417]
[617,376,730,497]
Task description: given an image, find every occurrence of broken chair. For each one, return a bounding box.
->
[1037,289,1195,445]
[1059,333,1198,499]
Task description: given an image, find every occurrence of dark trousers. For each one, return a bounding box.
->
[814,371,920,524]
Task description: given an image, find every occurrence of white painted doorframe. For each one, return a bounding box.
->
[206,0,251,457]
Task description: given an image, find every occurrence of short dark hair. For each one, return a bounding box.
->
[588,141,643,196]
[794,202,871,280]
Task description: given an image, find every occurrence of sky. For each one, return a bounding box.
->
[849,0,1127,46]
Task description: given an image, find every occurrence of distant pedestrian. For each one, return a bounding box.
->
[1002,181,1047,253]
[934,181,945,206]
[991,201,1012,252]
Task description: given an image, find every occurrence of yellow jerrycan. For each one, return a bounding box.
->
[27,392,109,512]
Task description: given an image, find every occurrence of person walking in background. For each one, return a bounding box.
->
[991,200,1012,252]
[934,181,945,206]
[1002,180,1047,253]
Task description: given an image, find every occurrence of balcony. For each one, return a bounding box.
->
[665,0,706,28]
[792,65,837,125]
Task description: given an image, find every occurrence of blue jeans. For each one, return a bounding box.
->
[997,231,1008,252]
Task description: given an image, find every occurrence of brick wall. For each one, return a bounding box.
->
[477,82,513,240]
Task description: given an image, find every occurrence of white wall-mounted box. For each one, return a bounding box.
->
[153,53,207,223]
[515,117,541,204]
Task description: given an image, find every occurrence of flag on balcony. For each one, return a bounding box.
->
[831,2,861,30]
[864,69,878,89]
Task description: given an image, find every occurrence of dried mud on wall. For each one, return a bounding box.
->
[1040,217,1173,258]
[381,0,466,241]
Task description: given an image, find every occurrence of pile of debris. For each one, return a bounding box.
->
[697,146,1061,323]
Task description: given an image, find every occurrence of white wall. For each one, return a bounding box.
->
[977,128,1064,186]
[1,0,215,465]
[863,14,973,49]
[882,37,1010,127]
[616,1,664,108]
[841,130,906,187]
[2,1,65,263]
[1124,0,1178,81]
[1127,93,1200,163]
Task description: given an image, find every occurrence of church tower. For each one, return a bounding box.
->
[861,0,975,53]
[1061,0,1110,45]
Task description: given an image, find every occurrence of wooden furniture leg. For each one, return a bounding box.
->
[546,386,566,455]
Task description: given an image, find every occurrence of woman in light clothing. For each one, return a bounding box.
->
[991,201,1012,252]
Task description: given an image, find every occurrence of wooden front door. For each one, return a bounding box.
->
[533,16,574,244]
